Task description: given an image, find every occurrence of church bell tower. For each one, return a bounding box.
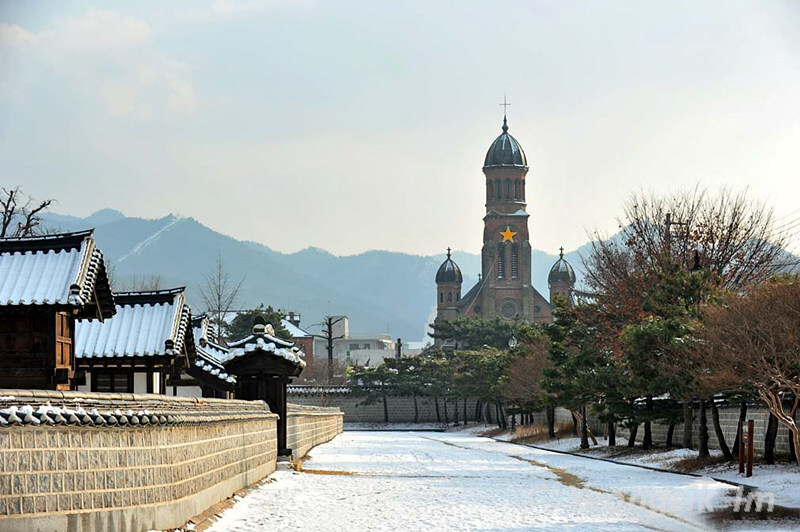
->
[478,115,535,321]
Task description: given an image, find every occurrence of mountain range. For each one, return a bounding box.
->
[41,210,586,342]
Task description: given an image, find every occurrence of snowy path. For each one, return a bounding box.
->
[208,431,737,531]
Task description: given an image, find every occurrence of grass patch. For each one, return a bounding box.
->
[510,422,575,444]
[670,454,728,472]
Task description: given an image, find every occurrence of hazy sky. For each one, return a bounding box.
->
[2,1,799,256]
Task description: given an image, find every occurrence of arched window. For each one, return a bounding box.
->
[497,244,505,278]
[439,292,443,304]
[447,292,453,303]
[511,245,519,278]
[488,180,493,200]
[505,179,511,199]
[522,180,525,200]
[514,181,520,200]
[495,179,501,199]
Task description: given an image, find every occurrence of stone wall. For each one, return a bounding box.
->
[286,404,344,458]
[616,403,794,455]
[289,387,486,423]
[0,390,278,532]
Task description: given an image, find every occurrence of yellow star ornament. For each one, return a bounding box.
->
[500,226,517,243]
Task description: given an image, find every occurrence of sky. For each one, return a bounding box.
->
[1,1,799,256]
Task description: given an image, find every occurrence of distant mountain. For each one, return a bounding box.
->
[41,210,583,342]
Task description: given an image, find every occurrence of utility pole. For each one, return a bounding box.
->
[311,316,345,384]
[664,212,689,255]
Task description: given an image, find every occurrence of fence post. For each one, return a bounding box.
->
[738,419,745,474]
[746,419,754,478]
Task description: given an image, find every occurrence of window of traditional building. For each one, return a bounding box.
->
[514,181,520,200]
[93,371,133,393]
[439,292,443,303]
[447,292,452,303]
[505,179,511,199]
[488,180,493,200]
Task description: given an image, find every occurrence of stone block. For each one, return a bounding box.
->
[7,496,21,515]
[21,495,35,514]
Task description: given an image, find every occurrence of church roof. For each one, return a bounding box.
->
[548,249,576,285]
[435,248,463,283]
[484,117,528,169]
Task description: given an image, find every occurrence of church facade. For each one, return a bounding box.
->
[435,116,576,337]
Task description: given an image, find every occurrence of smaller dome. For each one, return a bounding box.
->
[436,248,463,283]
[548,248,576,285]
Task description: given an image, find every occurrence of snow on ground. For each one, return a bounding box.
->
[344,421,447,431]
[700,462,800,511]
[208,431,744,531]
[530,436,800,510]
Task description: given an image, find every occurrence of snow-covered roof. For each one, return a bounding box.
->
[194,345,236,384]
[190,314,237,385]
[75,288,191,358]
[288,385,351,395]
[224,336,306,367]
[224,324,306,368]
[282,318,312,338]
[192,313,219,343]
[0,230,115,319]
[0,403,175,427]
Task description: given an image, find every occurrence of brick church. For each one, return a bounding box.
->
[435,115,576,332]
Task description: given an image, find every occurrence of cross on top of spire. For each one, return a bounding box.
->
[500,95,510,132]
[447,247,452,259]
[559,246,564,259]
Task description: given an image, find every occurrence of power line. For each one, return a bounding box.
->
[772,208,800,224]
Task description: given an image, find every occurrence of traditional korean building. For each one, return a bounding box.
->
[222,317,306,456]
[75,288,192,394]
[0,230,115,390]
[188,314,237,398]
[74,287,233,397]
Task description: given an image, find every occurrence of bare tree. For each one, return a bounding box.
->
[700,278,800,465]
[120,274,164,292]
[585,187,787,298]
[583,187,788,451]
[311,316,345,384]
[200,254,244,341]
[1,187,54,237]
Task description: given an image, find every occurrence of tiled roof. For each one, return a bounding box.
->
[281,318,312,338]
[190,314,236,386]
[0,403,176,427]
[193,345,236,385]
[75,288,191,359]
[0,230,115,319]
[288,385,351,395]
[225,328,306,368]
[192,314,218,343]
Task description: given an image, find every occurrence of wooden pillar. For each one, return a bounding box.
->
[146,364,154,394]
[265,376,290,456]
